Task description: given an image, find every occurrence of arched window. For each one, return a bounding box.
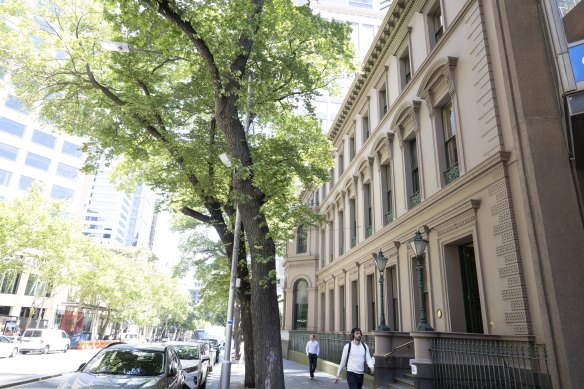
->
[296,225,307,254]
[293,279,308,329]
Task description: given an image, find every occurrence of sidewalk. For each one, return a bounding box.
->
[206,358,370,389]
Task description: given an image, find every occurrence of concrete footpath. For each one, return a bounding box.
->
[206,358,371,389]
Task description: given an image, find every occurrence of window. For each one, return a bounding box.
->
[409,139,421,208]
[350,198,357,247]
[328,220,334,262]
[0,142,19,161]
[364,183,372,237]
[25,152,51,171]
[56,163,79,180]
[381,164,393,225]
[338,210,345,255]
[367,273,376,331]
[362,115,370,142]
[0,117,25,137]
[296,225,307,254]
[4,95,27,114]
[338,151,344,176]
[442,101,460,184]
[348,0,372,9]
[349,136,356,161]
[32,130,57,149]
[389,267,399,330]
[61,141,83,158]
[19,176,36,190]
[378,85,388,118]
[24,275,51,297]
[431,5,444,45]
[400,50,412,88]
[0,169,11,186]
[293,279,308,329]
[0,271,20,294]
[50,185,74,200]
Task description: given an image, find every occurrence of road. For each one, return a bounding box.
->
[0,347,225,388]
[0,349,99,388]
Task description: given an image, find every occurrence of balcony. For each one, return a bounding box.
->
[384,210,394,225]
[444,164,460,185]
[409,191,421,208]
[366,225,373,238]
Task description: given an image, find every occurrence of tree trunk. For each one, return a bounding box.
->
[217,96,284,388]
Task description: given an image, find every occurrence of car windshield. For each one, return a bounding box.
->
[82,349,164,376]
[173,345,200,360]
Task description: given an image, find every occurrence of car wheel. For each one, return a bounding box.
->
[10,348,18,358]
[42,345,49,354]
[63,344,69,353]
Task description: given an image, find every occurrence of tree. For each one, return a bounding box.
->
[1,1,354,386]
[0,187,90,329]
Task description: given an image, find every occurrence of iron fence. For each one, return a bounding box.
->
[431,338,552,388]
[289,331,375,367]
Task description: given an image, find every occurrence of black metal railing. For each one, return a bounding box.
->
[431,338,552,388]
[289,331,375,368]
[443,164,460,185]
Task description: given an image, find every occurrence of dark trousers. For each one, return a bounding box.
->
[346,371,365,389]
[308,353,318,376]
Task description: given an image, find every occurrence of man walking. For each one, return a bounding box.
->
[305,334,320,379]
[335,327,374,388]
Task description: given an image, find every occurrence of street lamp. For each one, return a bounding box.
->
[409,230,433,331]
[372,250,390,331]
[218,152,241,389]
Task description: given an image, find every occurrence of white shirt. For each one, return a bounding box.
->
[306,339,320,355]
[336,341,374,375]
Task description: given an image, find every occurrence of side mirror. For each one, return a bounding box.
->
[168,366,177,377]
[77,363,86,372]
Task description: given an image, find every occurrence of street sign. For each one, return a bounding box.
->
[569,42,584,83]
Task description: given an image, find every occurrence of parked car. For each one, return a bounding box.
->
[164,341,210,389]
[0,335,19,358]
[192,341,214,373]
[58,343,184,389]
[202,338,221,364]
[69,332,95,349]
[20,329,70,354]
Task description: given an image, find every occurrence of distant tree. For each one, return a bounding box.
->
[0,187,90,329]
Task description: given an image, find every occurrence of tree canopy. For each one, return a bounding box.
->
[0,1,355,385]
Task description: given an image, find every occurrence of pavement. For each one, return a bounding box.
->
[206,358,369,389]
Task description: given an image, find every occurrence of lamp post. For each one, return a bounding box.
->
[372,250,390,331]
[409,230,433,331]
[218,153,241,389]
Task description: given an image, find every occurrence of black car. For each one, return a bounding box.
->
[58,342,184,388]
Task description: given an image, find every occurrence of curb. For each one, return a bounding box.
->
[0,373,63,388]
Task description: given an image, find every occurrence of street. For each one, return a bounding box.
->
[0,349,99,388]
[0,347,225,389]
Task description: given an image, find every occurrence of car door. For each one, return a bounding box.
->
[166,348,184,389]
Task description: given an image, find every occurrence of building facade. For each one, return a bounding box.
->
[282,1,584,388]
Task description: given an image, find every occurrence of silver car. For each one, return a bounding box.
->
[164,341,209,389]
[58,343,184,388]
